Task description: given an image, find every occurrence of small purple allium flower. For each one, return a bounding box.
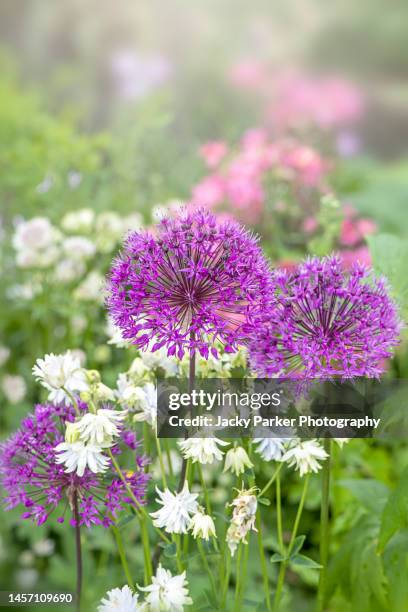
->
[107,208,271,358]
[248,255,401,378]
[0,403,148,527]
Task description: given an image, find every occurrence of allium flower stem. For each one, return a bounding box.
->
[140,515,153,584]
[111,525,135,590]
[317,438,332,612]
[273,474,310,611]
[258,463,283,498]
[177,341,196,492]
[107,448,170,544]
[73,493,82,612]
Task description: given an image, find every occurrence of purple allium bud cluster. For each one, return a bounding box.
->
[247,255,401,378]
[106,208,272,359]
[0,403,148,527]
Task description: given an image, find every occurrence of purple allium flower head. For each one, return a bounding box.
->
[247,255,401,378]
[107,208,272,358]
[0,403,149,527]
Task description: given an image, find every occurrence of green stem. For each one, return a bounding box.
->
[107,448,171,545]
[256,512,272,611]
[164,439,174,478]
[155,436,168,488]
[222,548,231,608]
[258,463,283,498]
[273,473,310,611]
[140,515,153,584]
[112,525,134,589]
[276,472,283,553]
[197,463,212,515]
[317,439,332,612]
[173,534,184,573]
[234,544,243,612]
[63,387,80,417]
[197,539,217,598]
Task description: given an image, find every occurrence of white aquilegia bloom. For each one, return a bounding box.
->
[140,346,178,377]
[62,209,95,234]
[62,236,96,260]
[54,441,110,477]
[150,483,198,534]
[13,217,60,269]
[226,486,258,556]
[223,446,253,476]
[254,438,289,462]
[98,585,140,612]
[76,409,127,446]
[178,437,228,464]
[32,351,88,405]
[138,564,192,611]
[334,438,350,448]
[282,439,328,477]
[1,375,27,404]
[132,383,157,425]
[189,509,216,540]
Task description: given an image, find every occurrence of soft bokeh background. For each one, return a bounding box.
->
[1,1,408,610]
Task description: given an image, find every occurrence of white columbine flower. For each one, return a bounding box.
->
[98,585,140,612]
[138,564,192,611]
[189,509,216,540]
[62,236,96,260]
[132,383,157,425]
[32,351,88,405]
[282,439,328,477]
[178,437,228,464]
[254,438,289,462]
[54,441,110,477]
[223,446,253,476]
[140,346,178,377]
[150,483,198,534]
[62,209,95,234]
[76,409,126,446]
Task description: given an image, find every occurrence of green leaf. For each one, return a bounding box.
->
[383,530,408,612]
[163,542,177,558]
[270,552,286,563]
[378,466,408,552]
[290,554,322,569]
[116,514,136,529]
[258,497,271,506]
[337,479,389,515]
[367,233,408,311]
[289,535,306,557]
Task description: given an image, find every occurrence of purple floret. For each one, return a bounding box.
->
[106,208,272,359]
[247,255,402,378]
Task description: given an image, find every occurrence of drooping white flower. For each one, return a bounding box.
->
[189,509,216,540]
[223,446,253,476]
[150,483,198,534]
[226,486,258,556]
[334,438,350,448]
[76,409,126,446]
[132,383,157,425]
[282,439,328,477]
[1,374,27,404]
[32,351,88,405]
[138,564,192,611]
[254,438,289,462]
[98,585,140,612]
[178,437,228,464]
[54,441,110,477]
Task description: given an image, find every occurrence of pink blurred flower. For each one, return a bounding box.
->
[229,60,269,90]
[191,175,225,208]
[340,217,377,247]
[199,141,228,168]
[281,145,328,187]
[303,217,319,234]
[340,247,371,268]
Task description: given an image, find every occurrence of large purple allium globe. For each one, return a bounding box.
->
[0,403,148,527]
[248,256,401,378]
[107,208,272,358]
